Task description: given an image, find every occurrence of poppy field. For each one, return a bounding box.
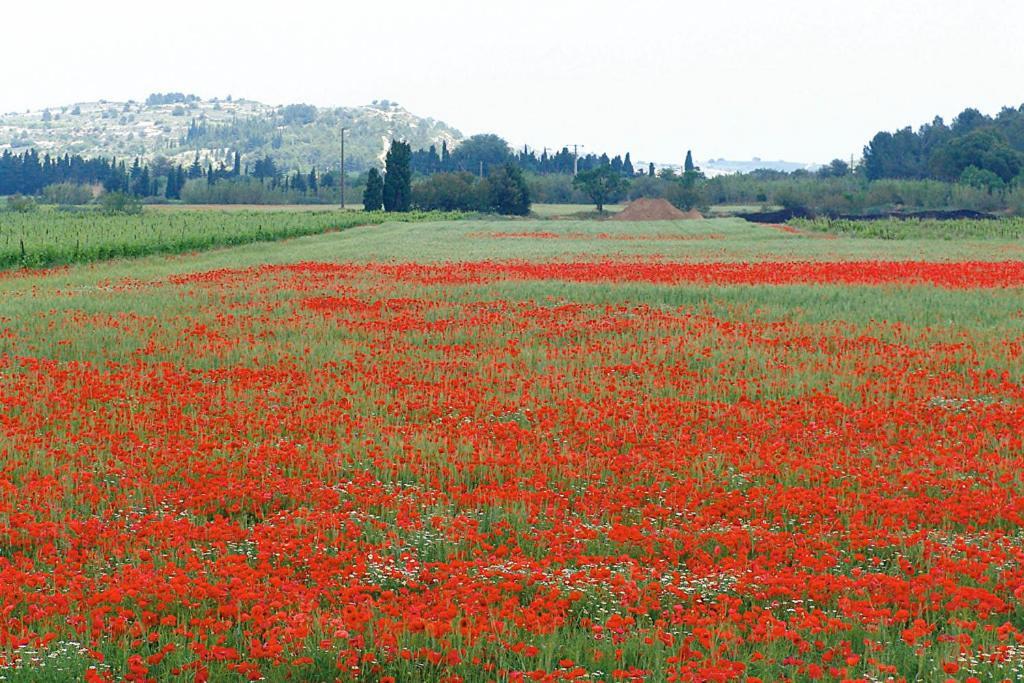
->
[1,217,1023,682]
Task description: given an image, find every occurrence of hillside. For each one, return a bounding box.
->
[0,94,463,173]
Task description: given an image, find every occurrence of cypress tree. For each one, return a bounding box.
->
[684,150,695,173]
[363,168,384,211]
[623,153,634,176]
[441,141,451,171]
[427,144,439,173]
[382,140,412,212]
[138,167,151,196]
[165,168,177,199]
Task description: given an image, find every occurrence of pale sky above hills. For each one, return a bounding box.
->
[3,0,1023,164]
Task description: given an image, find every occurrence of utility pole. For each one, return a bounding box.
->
[567,144,584,176]
[339,127,348,209]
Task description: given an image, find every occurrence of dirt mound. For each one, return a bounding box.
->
[613,198,703,221]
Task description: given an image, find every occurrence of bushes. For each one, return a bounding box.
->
[960,166,1007,193]
[179,178,339,205]
[100,192,143,215]
[5,194,38,213]
[412,165,531,215]
[663,176,705,212]
[1008,187,1024,216]
[626,175,666,201]
[526,174,589,204]
[413,173,487,212]
[704,174,1024,214]
[42,183,94,206]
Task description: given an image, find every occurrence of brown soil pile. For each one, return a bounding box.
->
[612,198,703,221]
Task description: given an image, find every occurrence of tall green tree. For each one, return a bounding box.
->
[164,165,183,199]
[363,168,384,211]
[486,163,531,215]
[684,150,695,173]
[441,141,451,170]
[382,140,412,212]
[573,165,629,213]
[450,134,511,175]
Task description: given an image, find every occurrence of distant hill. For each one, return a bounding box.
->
[0,95,463,173]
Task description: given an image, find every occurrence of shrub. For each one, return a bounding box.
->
[525,174,588,204]
[960,166,1006,194]
[42,183,94,206]
[412,173,486,212]
[100,192,143,215]
[6,194,38,212]
[627,175,667,201]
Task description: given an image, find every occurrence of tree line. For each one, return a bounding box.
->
[365,140,532,215]
[0,148,341,203]
[0,150,127,196]
[410,134,639,178]
[863,104,1024,191]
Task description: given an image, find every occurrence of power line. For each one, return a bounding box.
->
[565,144,584,175]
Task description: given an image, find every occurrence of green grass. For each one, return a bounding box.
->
[0,207,456,269]
[531,203,625,218]
[4,216,1024,298]
[146,203,367,212]
[6,211,1022,278]
[794,216,1024,240]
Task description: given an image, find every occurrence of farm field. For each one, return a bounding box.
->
[1,216,1024,681]
[0,209,453,269]
[530,204,625,218]
[146,205,367,214]
[792,217,1024,241]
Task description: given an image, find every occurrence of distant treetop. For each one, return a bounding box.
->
[146,93,200,106]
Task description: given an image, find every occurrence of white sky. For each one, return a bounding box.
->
[2,0,1023,164]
